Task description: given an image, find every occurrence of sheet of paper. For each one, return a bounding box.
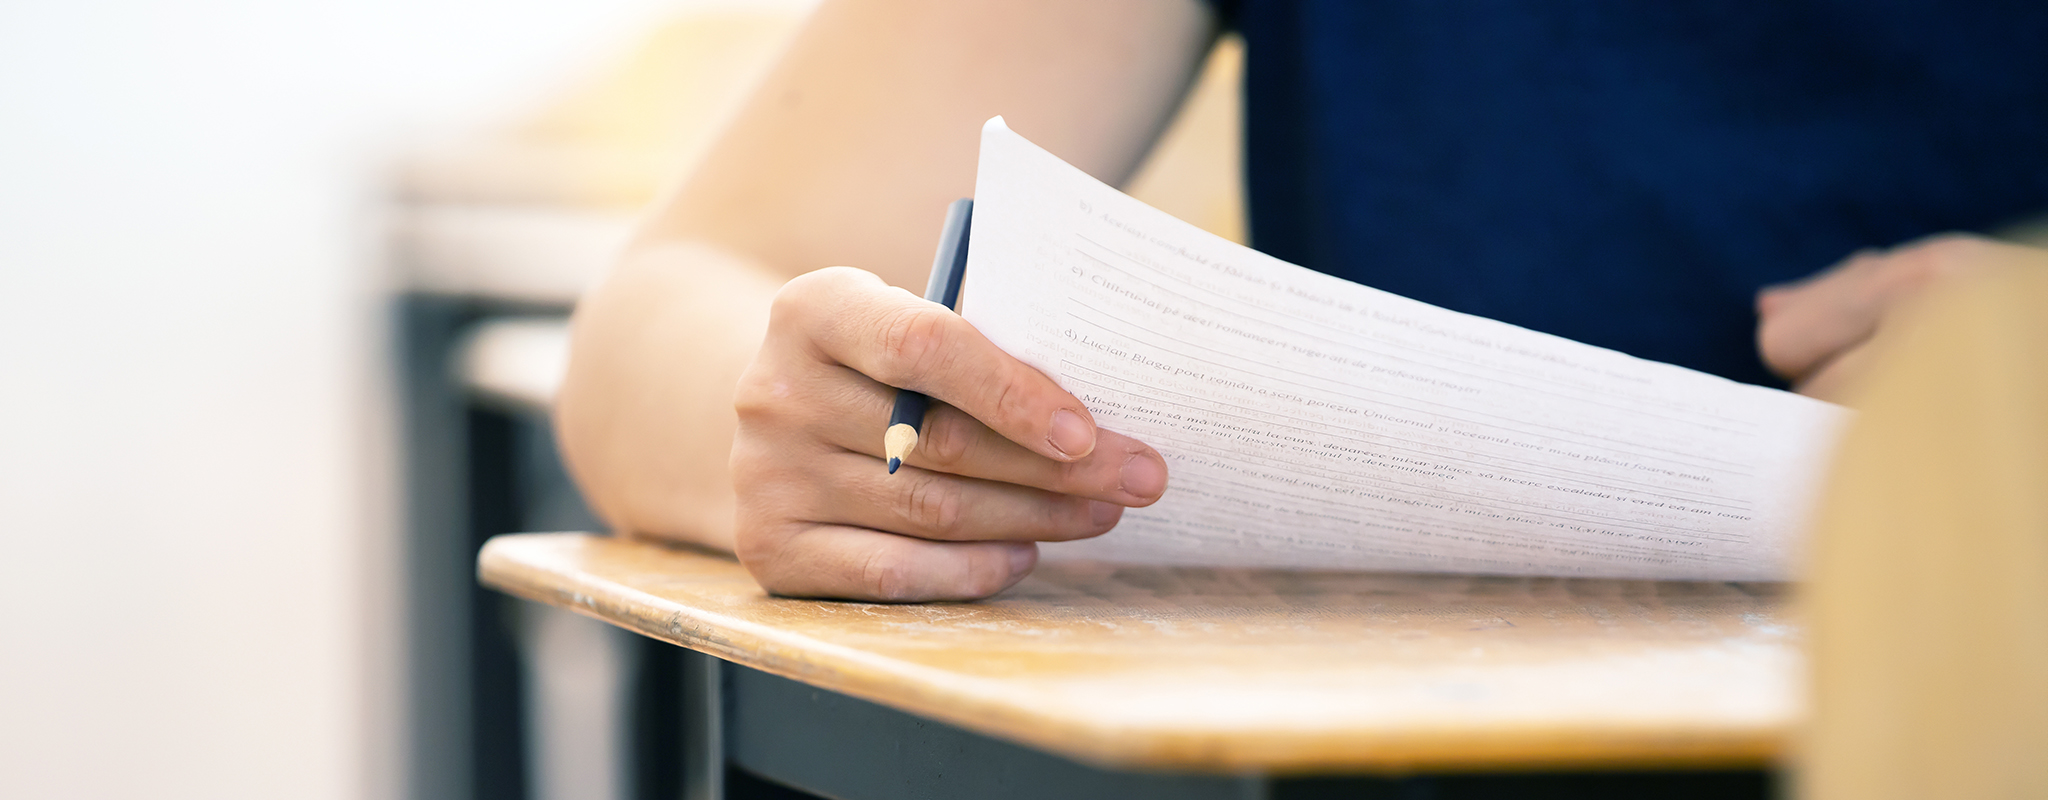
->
[961,118,1851,581]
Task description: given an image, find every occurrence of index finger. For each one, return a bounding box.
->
[781,267,1098,462]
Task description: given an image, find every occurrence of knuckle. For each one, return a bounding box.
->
[877,306,952,385]
[768,272,823,323]
[901,472,963,536]
[988,376,1029,428]
[968,546,1030,596]
[770,267,873,332]
[730,365,788,425]
[727,438,814,531]
[731,516,786,579]
[726,436,758,484]
[921,410,974,468]
[725,436,779,491]
[859,547,913,602]
[782,265,863,297]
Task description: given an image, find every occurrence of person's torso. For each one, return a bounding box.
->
[1224,0,2048,384]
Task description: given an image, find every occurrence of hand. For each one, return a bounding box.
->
[1757,234,2047,401]
[729,267,1170,601]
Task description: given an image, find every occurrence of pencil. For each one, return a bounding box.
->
[886,198,974,474]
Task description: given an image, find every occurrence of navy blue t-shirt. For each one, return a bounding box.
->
[1211,0,2048,385]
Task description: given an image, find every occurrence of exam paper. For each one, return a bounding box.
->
[962,118,1849,581]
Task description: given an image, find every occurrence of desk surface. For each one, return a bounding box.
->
[480,532,1798,775]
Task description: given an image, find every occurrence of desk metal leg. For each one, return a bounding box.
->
[681,650,725,800]
[516,603,637,800]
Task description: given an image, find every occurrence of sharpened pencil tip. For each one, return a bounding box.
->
[883,423,919,474]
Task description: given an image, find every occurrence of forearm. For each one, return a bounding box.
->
[552,0,1214,562]
[554,242,783,550]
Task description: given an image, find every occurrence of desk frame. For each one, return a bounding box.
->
[673,650,1771,800]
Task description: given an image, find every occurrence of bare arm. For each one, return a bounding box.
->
[556,0,1215,597]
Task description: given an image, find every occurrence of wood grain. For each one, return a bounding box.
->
[480,533,1797,774]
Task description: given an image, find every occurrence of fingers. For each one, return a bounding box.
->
[797,451,1123,542]
[777,267,1100,461]
[1758,234,2012,383]
[1756,250,1890,381]
[806,374,1169,504]
[730,432,1085,601]
[907,404,1169,505]
[734,266,1176,602]
[738,522,1039,602]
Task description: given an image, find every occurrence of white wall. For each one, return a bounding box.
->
[0,1,742,797]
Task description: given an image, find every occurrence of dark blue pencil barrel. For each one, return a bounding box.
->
[885,391,931,474]
[883,198,973,474]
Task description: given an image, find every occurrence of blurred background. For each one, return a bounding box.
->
[0,2,1240,798]
[0,1,807,798]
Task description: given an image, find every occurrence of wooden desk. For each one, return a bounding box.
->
[481,532,1792,796]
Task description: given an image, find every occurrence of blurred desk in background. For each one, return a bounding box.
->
[393,280,631,800]
[386,7,811,800]
[480,532,1786,799]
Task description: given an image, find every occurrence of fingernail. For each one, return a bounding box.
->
[1119,453,1167,499]
[1090,500,1121,527]
[1007,544,1037,576]
[1047,409,1095,459]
